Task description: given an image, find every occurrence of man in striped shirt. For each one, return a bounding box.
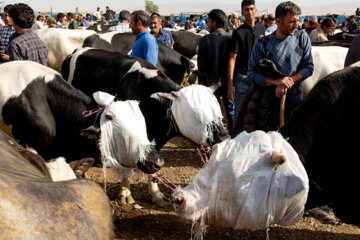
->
[0,4,15,57]
[2,3,48,66]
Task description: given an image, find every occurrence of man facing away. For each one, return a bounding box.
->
[247,1,314,121]
[197,9,234,136]
[227,0,265,128]
[109,10,132,32]
[130,10,158,67]
[150,13,172,48]
[2,3,48,65]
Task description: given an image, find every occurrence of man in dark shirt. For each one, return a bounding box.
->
[227,0,265,128]
[347,15,358,33]
[197,9,234,136]
[3,3,48,65]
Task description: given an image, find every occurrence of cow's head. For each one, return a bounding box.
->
[90,91,163,174]
[151,85,230,147]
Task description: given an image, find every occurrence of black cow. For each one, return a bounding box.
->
[61,48,229,206]
[82,32,194,85]
[279,65,360,225]
[86,21,119,33]
[0,128,114,239]
[0,61,162,175]
[171,30,202,58]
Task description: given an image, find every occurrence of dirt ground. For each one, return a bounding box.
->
[85,136,360,240]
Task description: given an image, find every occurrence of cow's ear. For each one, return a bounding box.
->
[180,56,192,69]
[93,91,115,106]
[80,126,100,141]
[150,92,177,108]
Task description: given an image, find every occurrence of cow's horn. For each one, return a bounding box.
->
[171,91,180,98]
[208,84,219,93]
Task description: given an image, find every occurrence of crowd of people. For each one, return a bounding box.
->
[0,2,359,136]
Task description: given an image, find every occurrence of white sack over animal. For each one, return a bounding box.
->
[172,130,309,234]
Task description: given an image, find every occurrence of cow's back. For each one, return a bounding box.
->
[0,129,114,239]
[35,28,96,72]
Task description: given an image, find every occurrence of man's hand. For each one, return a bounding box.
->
[275,85,288,98]
[277,76,294,89]
[1,53,9,62]
[227,83,235,101]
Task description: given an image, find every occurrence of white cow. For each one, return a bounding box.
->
[302,46,348,97]
[34,28,96,72]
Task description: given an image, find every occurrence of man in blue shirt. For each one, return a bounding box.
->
[196,16,207,29]
[247,1,314,120]
[163,16,175,28]
[130,10,158,66]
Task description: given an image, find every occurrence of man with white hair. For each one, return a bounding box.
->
[305,15,320,34]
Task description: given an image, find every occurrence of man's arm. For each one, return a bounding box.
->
[227,52,237,101]
[247,40,294,97]
[197,37,208,85]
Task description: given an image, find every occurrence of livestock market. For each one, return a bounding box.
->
[0,0,360,239]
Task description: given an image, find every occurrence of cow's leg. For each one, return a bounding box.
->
[148,174,170,207]
[119,177,135,204]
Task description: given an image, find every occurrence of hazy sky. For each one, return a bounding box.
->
[4,0,358,15]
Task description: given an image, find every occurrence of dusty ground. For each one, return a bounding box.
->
[85,136,360,240]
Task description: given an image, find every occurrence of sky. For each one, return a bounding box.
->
[3,0,359,15]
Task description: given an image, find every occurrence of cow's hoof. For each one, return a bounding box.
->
[152,191,170,207]
[119,195,135,205]
[154,197,171,207]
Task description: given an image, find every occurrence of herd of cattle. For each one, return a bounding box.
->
[0,25,359,238]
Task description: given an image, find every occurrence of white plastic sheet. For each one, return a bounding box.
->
[174,130,308,234]
[170,85,223,145]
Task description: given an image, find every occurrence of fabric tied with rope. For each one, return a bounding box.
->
[172,131,309,236]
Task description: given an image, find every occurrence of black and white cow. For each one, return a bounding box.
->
[170,30,202,58]
[61,48,229,206]
[82,32,194,85]
[0,61,164,203]
[279,63,360,225]
[34,29,195,85]
[0,128,114,239]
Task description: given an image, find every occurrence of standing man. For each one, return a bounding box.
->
[83,14,91,28]
[93,7,101,21]
[67,12,78,29]
[2,3,48,65]
[163,16,175,28]
[109,10,132,32]
[0,4,15,58]
[150,13,172,47]
[185,15,195,30]
[347,15,358,33]
[227,0,265,127]
[197,9,234,136]
[247,1,314,121]
[130,10,158,66]
[265,13,277,35]
[31,15,44,30]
